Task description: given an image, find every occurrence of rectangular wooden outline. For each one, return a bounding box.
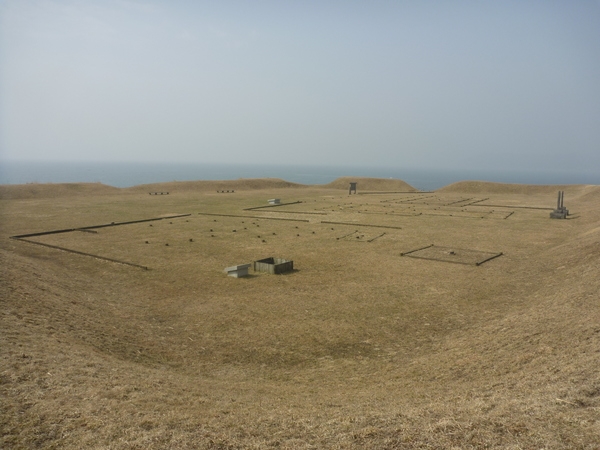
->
[359,211,421,217]
[197,213,309,222]
[11,214,191,239]
[12,238,149,270]
[380,195,437,203]
[321,221,402,230]
[475,204,553,210]
[400,244,502,266]
[367,232,386,242]
[252,210,327,215]
[337,230,359,240]
[400,244,434,256]
[244,201,303,211]
[357,191,431,195]
[337,231,386,242]
[9,214,192,270]
[253,257,294,274]
[462,198,490,206]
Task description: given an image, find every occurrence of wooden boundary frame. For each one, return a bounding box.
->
[9,214,193,270]
[380,195,436,203]
[337,231,386,242]
[360,207,513,220]
[11,214,191,239]
[462,198,490,206]
[243,201,302,210]
[11,238,149,270]
[197,212,309,222]
[474,204,553,210]
[400,244,434,256]
[443,197,476,205]
[400,244,503,266]
[357,191,431,195]
[321,221,402,230]
[250,210,327,215]
[474,252,504,266]
[397,195,438,203]
[359,211,422,217]
[419,212,492,219]
[253,257,294,274]
[336,230,359,240]
[439,197,490,206]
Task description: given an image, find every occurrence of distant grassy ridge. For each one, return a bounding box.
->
[124,177,308,194]
[318,176,418,192]
[0,178,307,199]
[0,182,121,199]
[3,177,599,200]
[438,180,600,196]
[0,176,419,199]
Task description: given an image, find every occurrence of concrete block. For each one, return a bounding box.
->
[224,263,251,278]
[253,257,293,274]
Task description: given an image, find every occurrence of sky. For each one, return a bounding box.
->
[1,0,599,174]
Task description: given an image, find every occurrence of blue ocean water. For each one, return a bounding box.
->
[1,160,598,192]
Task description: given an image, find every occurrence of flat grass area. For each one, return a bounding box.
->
[2,179,600,448]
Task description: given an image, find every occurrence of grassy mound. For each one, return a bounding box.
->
[124,177,308,194]
[319,176,418,191]
[0,183,120,200]
[437,180,594,195]
[1,176,419,200]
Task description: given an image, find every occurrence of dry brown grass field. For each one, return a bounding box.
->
[1,176,599,449]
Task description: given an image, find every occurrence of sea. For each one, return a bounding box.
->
[1,161,598,192]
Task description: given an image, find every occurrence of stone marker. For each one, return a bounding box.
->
[253,257,293,274]
[550,190,569,219]
[224,263,251,278]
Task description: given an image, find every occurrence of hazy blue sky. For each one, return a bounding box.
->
[1,0,599,174]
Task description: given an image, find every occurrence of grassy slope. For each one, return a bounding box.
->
[0,182,121,200]
[437,180,597,195]
[1,178,599,449]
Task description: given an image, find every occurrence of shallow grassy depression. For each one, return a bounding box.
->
[2,178,600,448]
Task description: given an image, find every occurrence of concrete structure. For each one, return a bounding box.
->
[224,263,251,278]
[268,199,281,204]
[550,191,569,219]
[253,257,293,274]
[349,182,357,195]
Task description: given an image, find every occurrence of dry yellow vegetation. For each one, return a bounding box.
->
[1,177,599,449]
